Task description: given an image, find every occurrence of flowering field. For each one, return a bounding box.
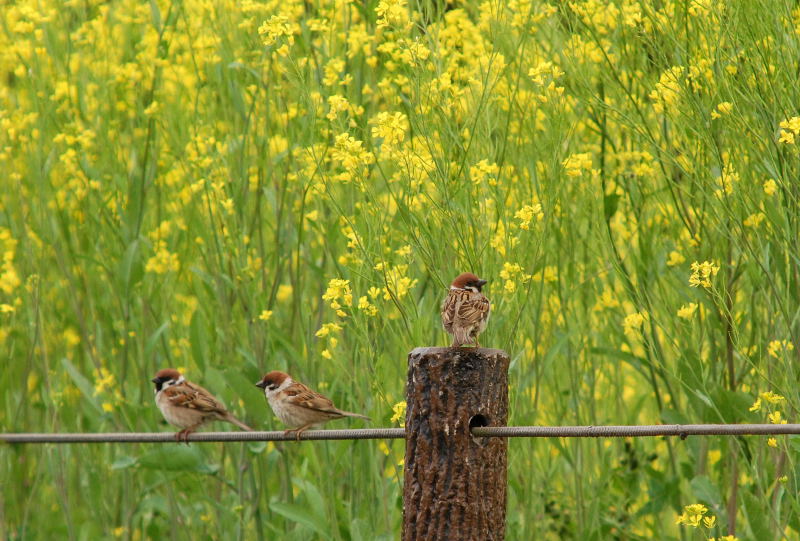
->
[2,0,800,538]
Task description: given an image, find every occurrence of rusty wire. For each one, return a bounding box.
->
[0,428,405,444]
[2,424,800,444]
[469,424,800,438]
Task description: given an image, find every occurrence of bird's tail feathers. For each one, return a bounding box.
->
[340,410,370,421]
[224,414,254,431]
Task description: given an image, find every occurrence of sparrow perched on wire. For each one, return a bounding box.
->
[255,371,369,440]
[152,368,253,442]
[441,272,491,347]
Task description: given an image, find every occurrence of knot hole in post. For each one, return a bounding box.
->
[469,413,490,445]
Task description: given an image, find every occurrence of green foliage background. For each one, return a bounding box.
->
[2,0,800,539]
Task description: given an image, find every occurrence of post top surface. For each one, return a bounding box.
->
[409,346,508,357]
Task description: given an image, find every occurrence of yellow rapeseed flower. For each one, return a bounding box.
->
[316,322,343,337]
[623,311,648,336]
[743,212,765,228]
[677,303,697,319]
[371,112,407,147]
[562,153,593,177]
[357,296,378,316]
[688,261,719,288]
[376,0,409,28]
[675,503,708,527]
[711,101,732,119]
[258,15,295,47]
[779,116,800,144]
[276,284,293,302]
[515,203,544,230]
[390,401,406,427]
[667,250,685,267]
[767,339,794,358]
[145,242,180,274]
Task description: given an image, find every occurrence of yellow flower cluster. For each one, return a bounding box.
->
[688,261,719,288]
[778,116,800,144]
[714,163,738,197]
[331,133,375,180]
[145,243,180,274]
[562,153,593,177]
[470,160,500,186]
[371,112,408,149]
[376,0,409,29]
[499,262,531,293]
[375,263,418,302]
[623,311,648,336]
[514,202,544,230]
[315,322,343,359]
[322,278,353,317]
[710,101,732,119]
[390,400,406,427]
[649,66,685,114]
[677,303,697,320]
[258,15,296,47]
[767,339,794,358]
[675,503,715,528]
[357,295,378,317]
[750,390,786,412]
[0,229,21,296]
[93,367,123,413]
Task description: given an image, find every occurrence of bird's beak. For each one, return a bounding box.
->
[255,380,267,389]
[151,377,160,384]
[477,279,488,287]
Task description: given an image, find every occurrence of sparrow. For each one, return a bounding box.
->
[441,272,491,347]
[152,368,253,442]
[255,371,369,440]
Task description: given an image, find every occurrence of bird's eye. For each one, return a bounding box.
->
[269,384,278,391]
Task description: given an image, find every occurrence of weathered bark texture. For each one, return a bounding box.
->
[403,347,509,541]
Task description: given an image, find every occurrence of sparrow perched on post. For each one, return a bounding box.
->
[441,272,491,347]
[255,371,369,440]
[152,368,253,442]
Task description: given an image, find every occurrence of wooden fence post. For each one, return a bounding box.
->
[403,347,510,540]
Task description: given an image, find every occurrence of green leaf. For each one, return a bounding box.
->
[119,239,142,291]
[743,491,772,540]
[660,408,690,425]
[269,502,332,540]
[149,0,161,30]
[246,441,267,454]
[711,389,755,423]
[603,192,620,221]
[61,358,103,415]
[137,446,219,474]
[690,475,721,508]
[295,479,327,526]
[222,368,269,428]
[189,310,208,370]
[110,455,138,470]
[145,321,170,358]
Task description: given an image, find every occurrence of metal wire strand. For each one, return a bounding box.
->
[3,424,800,443]
[0,428,406,444]
[470,424,800,438]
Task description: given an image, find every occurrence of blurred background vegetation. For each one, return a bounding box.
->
[2,0,800,539]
